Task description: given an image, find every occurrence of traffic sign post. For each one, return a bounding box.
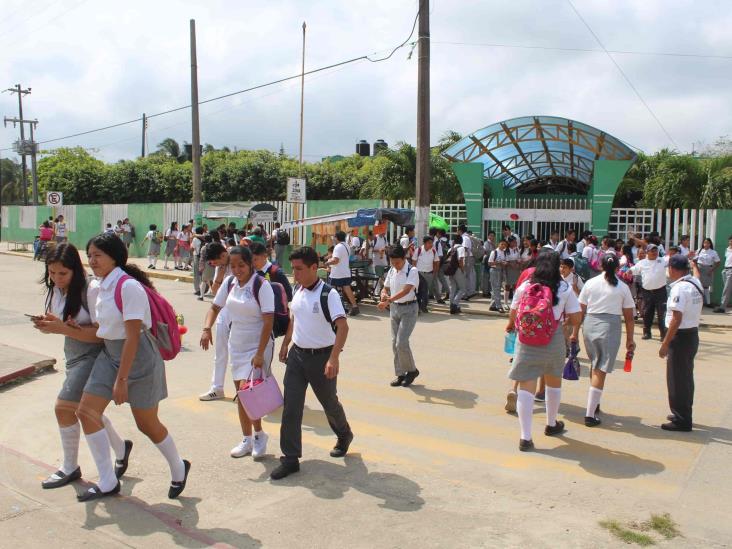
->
[287,177,306,204]
[46,191,63,207]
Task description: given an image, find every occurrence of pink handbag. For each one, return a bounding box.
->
[237,370,284,420]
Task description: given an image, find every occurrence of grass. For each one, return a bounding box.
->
[599,513,681,546]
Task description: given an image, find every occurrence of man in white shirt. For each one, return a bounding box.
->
[379,245,420,387]
[458,224,476,297]
[273,246,353,479]
[482,231,497,298]
[347,230,362,255]
[411,236,439,313]
[631,244,668,339]
[714,236,732,313]
[399,225,416,253]
[658,255,703,432]
[432,228,450,303]
[326,230,359,316]
[556,229,576,260]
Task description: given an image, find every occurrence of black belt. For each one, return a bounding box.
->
[394,300,417,306]
[293,344,333,355]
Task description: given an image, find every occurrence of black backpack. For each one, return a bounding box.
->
[444,246,461,276]
[276,229,290,246]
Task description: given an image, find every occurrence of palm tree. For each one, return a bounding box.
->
[156,138,183,161]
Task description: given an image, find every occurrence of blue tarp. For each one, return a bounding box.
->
[347,208,414,228]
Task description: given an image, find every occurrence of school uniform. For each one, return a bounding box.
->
[280,281,352,464]
[665,275,703,429]
[694,248,720,293]
[209,264,232,394]
[488,248,507,309]
[164,229,179,257]
[631,258,668,337]
[213,275,275,380]
[557,239,572,260]
[433,237,450,300]
[412,245,437,308]
[717,247,732,312]
[481,240,496,297]
[257,260,294,301]
[191,236,202,291]
[328,242,352,287]
[146,230,162,258]
[461,234,476,295]
[55,222,68,243]
[448,244,467,307]
[384,263,420,376]
[504,247,521,288]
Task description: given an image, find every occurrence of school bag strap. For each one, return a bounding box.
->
[319,282,336,331]
[680,278,705,299]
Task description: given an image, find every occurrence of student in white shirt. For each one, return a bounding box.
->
[399,225,416,253]
[272,247,353,480]
[191,227,204,295]
[200,246,275,459]
[326,230,359,316]
[446,237,467,314]
[678,235,692,258]
[504,236,522,298]
[75,233,189,501]
[431,228,450,303]
[631,244,668,339]
[141,224,162,270]
[163,222,179,270]
[659,255,704,431]
[372,231,389,295]
[458,224,476,297]
[505,253,582,451]
[54,215,68,243]
[482,231,497,298]
[714,236,732,313]
[32,243,131,490]
[560,258,584,296]
[488,240,508,311]
[380,245,421,386]
[411,236,439,313]
[556,229,576,260]
[693,238,720,306]
[578,255,636,427]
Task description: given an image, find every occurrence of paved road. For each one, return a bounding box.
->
[1,254,731,548]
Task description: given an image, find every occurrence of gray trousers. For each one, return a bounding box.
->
[465,256,476,295]
[274,244,287,265]
[720,268,732,310]
[192,254,201,293]
[390,302,418,375]
[490,267,504,309]
[280,346,351,461]
[481,265,492,296]
[449,270,467,306]
[432,264,449,299]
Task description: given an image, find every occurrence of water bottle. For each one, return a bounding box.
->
[623,351,633,372]
[504,331,516,354]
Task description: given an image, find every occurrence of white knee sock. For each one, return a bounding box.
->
[545,387,562,427]
[102,415,125,460]
[517,390,534,441]
[84,429,118,492]
[155,434,185,482]
[586,387,603,417]
[59,422,80,475]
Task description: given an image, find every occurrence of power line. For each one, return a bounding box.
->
[433,40,732,60]
[566,0,679,150]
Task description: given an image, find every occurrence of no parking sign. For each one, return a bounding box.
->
[46,191,63,207]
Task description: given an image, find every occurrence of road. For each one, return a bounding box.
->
[1,254,731,548]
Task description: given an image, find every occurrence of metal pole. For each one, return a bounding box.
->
[141,113,147,158]
[415,1,430,239]
[190,20,202,208]
[298,21,306,176]
[29,122,38,204]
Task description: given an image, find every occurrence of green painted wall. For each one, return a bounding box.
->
[71,205,102,250]
[128,203,165,257]
[306,199,380,218]
[590,159,634,235]
[452,163,484,236]
[4,206,36,244]
[712,210,732,304]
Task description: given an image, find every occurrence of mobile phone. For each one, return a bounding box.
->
[25,314,42,321]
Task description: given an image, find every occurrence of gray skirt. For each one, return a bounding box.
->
[508,327,566,381]
[697,264,714,288]
[505,264,521,286]
[148,240,161,256]
[58,337,104,402]
[583,313,622,373]
[165,239,177,256]
[84,331,168,409]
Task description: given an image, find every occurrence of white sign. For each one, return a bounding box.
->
[287,177,307,203]
[46,191,63,207]
[249,211,278,224]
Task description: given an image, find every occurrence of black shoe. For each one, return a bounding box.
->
[419,306,429,314]
[642,332,652,340]
[714,307,726,313]
[330,432,354,458]
[544,420,566,436]
[390,376,406,387]
[168,459,191,499]
[77,481,121,502]
[585,416,602,427]
[348,306,360,317]
[519,439,534,452]
[194,291,200,296]
[436,299,446,304]
[270,457,300,480]
[661,421,692,432]
[150,266,156,270]
[42,467,81,489]
[197,296,204,301]
[489,305,500,312]
[464,294,472,301]
[115,440,133,479]
[402,369,420,387]
[148,264,153,269]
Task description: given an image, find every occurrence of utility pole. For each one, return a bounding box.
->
[141,113,147,158]
[28,123,38,203]
[298,21,306,176]
[3,115,38,205]
[5,85,31,205]
[190,19,202,209]
[415,0,431,239]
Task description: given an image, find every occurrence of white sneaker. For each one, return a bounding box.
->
[252,432,268,460]
[199,389,225,401]
[230,437,253,458]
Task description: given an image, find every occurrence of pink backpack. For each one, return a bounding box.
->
[114,274,181,361]
[515,283,557,346]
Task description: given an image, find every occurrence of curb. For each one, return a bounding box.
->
[0,359,56,387]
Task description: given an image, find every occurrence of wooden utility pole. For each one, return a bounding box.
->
[5,85,31,205]
[298,21,306,176]
[415,0,430,238]
[190,19,202,208]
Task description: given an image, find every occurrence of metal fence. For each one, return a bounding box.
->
[609,208,718,251]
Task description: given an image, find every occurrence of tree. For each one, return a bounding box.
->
[154,138,184,162]
[0,158,24,204]
[37,148,107,204]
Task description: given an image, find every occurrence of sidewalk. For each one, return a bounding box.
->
[3,242,731,329]
[0,343,56,386]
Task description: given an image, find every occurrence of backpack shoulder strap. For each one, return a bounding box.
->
[681,278,704,299]
[113,274,133,313]
[252,274,264,307]
[225,275,236,295]
[320,282,333,327]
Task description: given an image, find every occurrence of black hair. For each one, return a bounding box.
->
[530,253,561,305]
[422,235,433,243]
[228,246,254,271]
[581,230,592,239]
[703,237,714,249]
[42,220,50,228]
[405,225,415,233]
[560,258,575,269]
[502,224,511,231]
[622,244,634,266]
[487,230,496,237]
[428,227,437,236]
[458,224,467,233]
[149,224,157,231]
[567,242,577,254]
[249,242,267,256]
[203,241,226,261]
[289,246,320,267]
[550,228,559,236]
[170,222,178,231]
[209,230,221,243]
[226,237,236,247]
[42,243,88,321]
[388,245,407,259]
[335,230,347,242]
[588,235,599,246]
[602,254,619,286]
[203,234,213,244]
[86,233,154,290]
[195,226,204,235]
[566,228,576,237]
[668,246,680,253]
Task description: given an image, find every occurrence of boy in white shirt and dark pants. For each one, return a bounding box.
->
[380,245,420,387]
[714,236,732,313]
[412,236,439,313]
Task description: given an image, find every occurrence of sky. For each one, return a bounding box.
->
[1,0,731,163]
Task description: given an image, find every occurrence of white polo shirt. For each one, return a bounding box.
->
[695,248,720,266]
[330,242,352,279]
[94,267,151,340]
[50,281,99,325]
[579,275,635,315]
[412,246,438,273]
[678,244,690,257]
[373,235,388,267]
[665,275,703,329]
[725,247,732,269]
[213,275,274,345]
[631,258,667,290]
[384,262,420,303]
[489,248,506,265]
[291,281,346,349]
[461,234,472,256]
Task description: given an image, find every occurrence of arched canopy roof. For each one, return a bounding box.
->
[443,116,636,194]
